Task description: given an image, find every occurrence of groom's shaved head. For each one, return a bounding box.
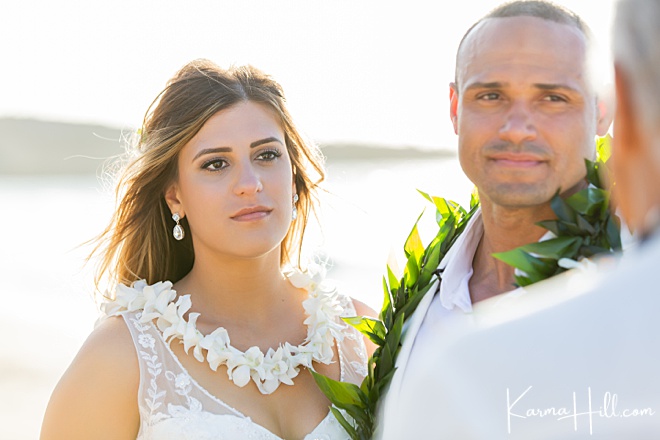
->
[454,0,593,87]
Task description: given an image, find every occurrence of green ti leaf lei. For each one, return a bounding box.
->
[312,135,621,439]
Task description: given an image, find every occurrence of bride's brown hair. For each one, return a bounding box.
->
[91,59,324,290]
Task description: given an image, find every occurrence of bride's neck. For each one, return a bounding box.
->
[174,248,297,323]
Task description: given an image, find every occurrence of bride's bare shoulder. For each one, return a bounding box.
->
[40,316,140,439]
[70,315,138,377]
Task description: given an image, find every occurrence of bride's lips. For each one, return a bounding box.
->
[230,206,272,221]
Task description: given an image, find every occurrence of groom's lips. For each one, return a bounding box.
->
[488,152,548,168]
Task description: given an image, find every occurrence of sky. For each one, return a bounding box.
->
[1,0,616,150]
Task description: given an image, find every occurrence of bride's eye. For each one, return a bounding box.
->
[256,149,282,162]
[202,158,228,171]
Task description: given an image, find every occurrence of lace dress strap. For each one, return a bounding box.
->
[335,293,369,386]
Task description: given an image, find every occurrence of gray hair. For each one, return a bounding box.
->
[614,0,660,138]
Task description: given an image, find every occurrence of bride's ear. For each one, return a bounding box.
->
[164,182,184,218]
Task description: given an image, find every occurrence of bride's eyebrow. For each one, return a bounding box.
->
[193,147,231,162]
[250,137,283,148]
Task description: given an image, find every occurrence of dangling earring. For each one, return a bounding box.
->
[172,213,185,241]
[292,194,299,220]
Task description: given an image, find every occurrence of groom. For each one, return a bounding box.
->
[376,1,613,438]
[378,0,660,438]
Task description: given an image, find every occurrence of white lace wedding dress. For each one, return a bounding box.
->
[121,292,368,439]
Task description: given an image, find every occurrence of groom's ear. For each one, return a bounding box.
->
[449,83,459,135]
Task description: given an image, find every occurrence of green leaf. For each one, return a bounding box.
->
[419,193,460,227]
[403,252,420,288]
[551,193,577,225]
[585,158,600,188]
[521,266,557,284]
[375,313,404,381]
[418,189,433,204]
[449,199,468,218]
[492,248,554,276]
[375,366,398,394]
[386,264,400,292]
[598,189,612,221]
[581,244,609,257]
[514,273,534,287]
[596,134,612,163]
[418,241,442,286]
[575,213,596,234]
[343,317,386,346]
[418,190,466,217]
[376,338,395,378]
[392,284,407,311]
[565,187,607,216]
[537,219,561,236]
[597,161,614,193]
[329,407,359,440]
[388,311,405,349]
[399,279,436,318]
[360,369,374,396]
[311,371,367,408]
[336,403,370,427]
[518,236,582,259]
[560,220,585,236]
[380,276,394,328]
[431,222,452,249]
[470,187,480,209]
[404,212,425,259]
[606,214,622,251]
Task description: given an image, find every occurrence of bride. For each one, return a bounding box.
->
[40,59,375,439]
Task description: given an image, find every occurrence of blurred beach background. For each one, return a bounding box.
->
[0,0,614,438]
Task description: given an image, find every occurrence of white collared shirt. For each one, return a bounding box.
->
[437,208,484,313]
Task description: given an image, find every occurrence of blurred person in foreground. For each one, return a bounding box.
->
[379,0,660,438]
[40,59,375,440]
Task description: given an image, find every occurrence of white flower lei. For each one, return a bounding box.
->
[100,265,346,395]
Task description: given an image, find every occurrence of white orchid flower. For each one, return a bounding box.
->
[232,365,252,387]
[140,282,176,322]
[181,313,204,362]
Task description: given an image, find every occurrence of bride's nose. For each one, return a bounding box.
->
[233,163,263,195]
